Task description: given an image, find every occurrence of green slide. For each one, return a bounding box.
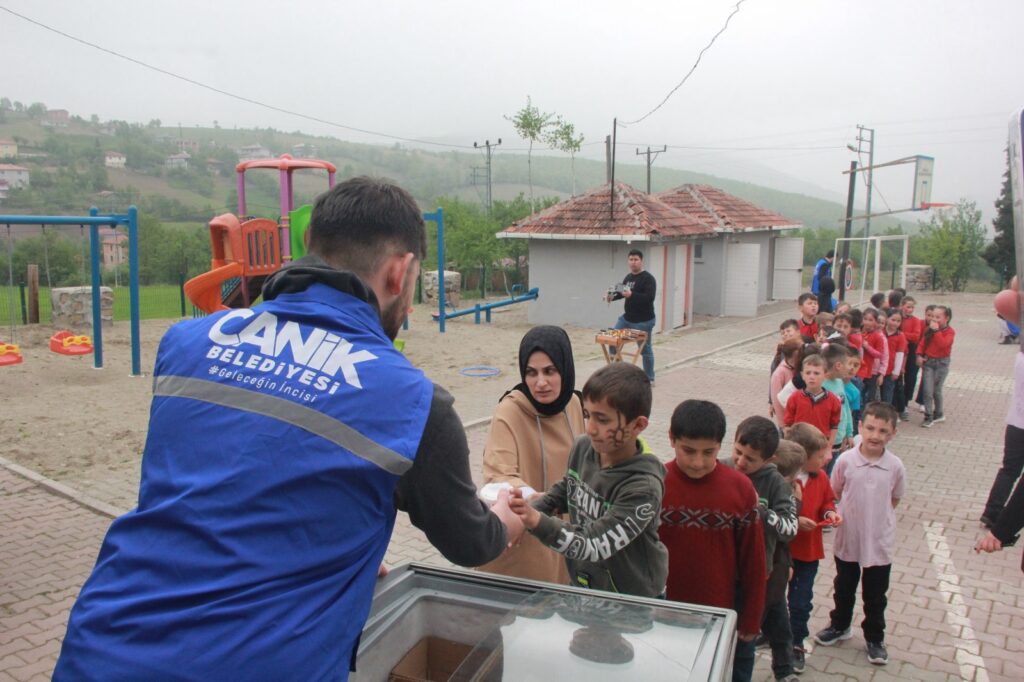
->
[289,204,312,259]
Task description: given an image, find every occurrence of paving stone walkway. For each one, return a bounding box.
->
[3,292,1022,680]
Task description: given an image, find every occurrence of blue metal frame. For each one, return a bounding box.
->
[0,207,142,375]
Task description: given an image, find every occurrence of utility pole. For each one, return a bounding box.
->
[838,160,858,302]
[635,145,667,194]
[610,119,617,219]
[848,125,875,268]
[473,139,501,214]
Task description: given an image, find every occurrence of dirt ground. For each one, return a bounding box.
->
[0,300,608,494]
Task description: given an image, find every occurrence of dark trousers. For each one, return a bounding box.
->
[983,424,1024,524]
[862,374,881,405]
[788,559,819,645]
[899,342,919,411]
[761,598,794,679]
[732,636,755,682]
[880,375,899,406]
[829,557,891,644]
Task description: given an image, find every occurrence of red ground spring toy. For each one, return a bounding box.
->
[49,330,94,356]
[0,342,23,366]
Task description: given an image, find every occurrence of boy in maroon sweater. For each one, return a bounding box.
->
[783,354,841,447]
[659,400,766,682]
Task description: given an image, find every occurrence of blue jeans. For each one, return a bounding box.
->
[732,636,755,682]
[880,375,897,405]
[788,559,819,646]
[613,315,656,382]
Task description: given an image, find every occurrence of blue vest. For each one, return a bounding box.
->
[55,283,433,681]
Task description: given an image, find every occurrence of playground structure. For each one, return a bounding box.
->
[1,209,142,375]
[187,163,539,331]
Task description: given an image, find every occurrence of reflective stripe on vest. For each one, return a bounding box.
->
[153,374,413,476]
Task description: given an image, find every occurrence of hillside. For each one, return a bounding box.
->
[0,104,911,234]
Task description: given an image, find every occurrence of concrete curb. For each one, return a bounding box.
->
[0,455,126,519]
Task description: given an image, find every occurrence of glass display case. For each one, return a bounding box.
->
[354,563,736,682]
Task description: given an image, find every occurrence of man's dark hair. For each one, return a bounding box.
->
[780,318,800,332]
[826,250,835,258]
[798,293,816,305]
[582,363,651,422]
[628,249,644,260]
[735,415,780,460]
[307,176,426,278]
[870,292,886,309]
[669,399,726,442]
[863,401,898,429]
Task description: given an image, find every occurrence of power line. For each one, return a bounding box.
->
[621,0,748,126]
[0,5,476,150]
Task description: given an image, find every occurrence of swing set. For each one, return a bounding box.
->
[1,207,142,375]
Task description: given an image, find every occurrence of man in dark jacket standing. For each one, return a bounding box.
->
[608,249,657,383]
[54,177,522,682]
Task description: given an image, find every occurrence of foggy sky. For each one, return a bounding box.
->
[2,0,1020,226]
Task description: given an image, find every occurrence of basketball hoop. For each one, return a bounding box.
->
[919,202,956,210]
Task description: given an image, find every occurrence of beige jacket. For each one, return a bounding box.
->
[478,389,585,584]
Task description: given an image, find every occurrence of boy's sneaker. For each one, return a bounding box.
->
[918,403,926,413]
[899,410,910,421]
[866,640,889,665]
[932,415,946,424]
[922,417,933,428]
[814,625,852,646]
[754,633,769,648]
[791,646,806,673]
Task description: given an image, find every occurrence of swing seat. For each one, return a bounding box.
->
[0,342,23,366]
[49,330,93,356]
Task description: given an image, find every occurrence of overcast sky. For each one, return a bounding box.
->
[2,0,1020,225]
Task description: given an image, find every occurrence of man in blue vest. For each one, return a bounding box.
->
[54,177,521,681]
[811,249,834,296]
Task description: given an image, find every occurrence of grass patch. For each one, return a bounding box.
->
[0,284,188,325]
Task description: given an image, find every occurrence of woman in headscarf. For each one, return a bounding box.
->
[477,325,585,583]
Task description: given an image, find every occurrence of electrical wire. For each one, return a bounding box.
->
[0,5,476,150]
[621,0,748,126]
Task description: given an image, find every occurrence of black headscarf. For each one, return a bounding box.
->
[504,325,577,417]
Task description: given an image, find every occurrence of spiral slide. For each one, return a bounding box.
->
[184,262,244,314]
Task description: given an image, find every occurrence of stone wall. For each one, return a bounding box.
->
[902,265,933,291]
[421,270,461,308]
[50,287,113,329]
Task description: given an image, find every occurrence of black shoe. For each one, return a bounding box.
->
[814,625,852,646]
[866,640,888,665]
[899,410,910,421]
[921,418,933,428]
[791,646,805,674]
[754,633,769,648]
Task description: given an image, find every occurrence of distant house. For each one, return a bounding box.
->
[0,139,16,159]
[100,227,128,270]
[0,164,30,189]
[498,182,715,331]
[205,158,224,175]
[42,109,70,127]
[176,139,200,154]
[165,152,191,169]
[291,143,317,158]
[104,151,126,169]
[656,185,803,316]
[0,180,9,200]
[236,144,271,162]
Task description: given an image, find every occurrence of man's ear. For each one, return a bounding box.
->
[385,252,416,295]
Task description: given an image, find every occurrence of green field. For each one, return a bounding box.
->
[0,284,189,326]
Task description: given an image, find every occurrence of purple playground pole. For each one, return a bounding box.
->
[237,171,247,215]
[279,168,292,261]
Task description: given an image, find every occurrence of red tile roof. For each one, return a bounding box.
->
[499,182,716,240]
[657,184,801,231]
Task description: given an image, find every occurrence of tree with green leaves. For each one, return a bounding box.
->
[546,119,584,196]
[506,97,556,214]
[983,150,1015,286]
[914,199,986,292]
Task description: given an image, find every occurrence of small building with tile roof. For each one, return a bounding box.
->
[498,182,715,331]
[498,181,803,329]
[657,185,803,316]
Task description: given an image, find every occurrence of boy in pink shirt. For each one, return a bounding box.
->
[815,402,906,666]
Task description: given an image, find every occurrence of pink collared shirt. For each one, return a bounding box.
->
[830,446,906,567]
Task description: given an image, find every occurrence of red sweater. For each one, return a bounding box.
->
[799,318,819,340]
[783,389,841,438]
[920,325,955,359]
[901,315,924,345]
[660,461,766,636]
[885,331,908,376]
[790,471,837,562]
[848,331,863,351]
[858,330,887,378]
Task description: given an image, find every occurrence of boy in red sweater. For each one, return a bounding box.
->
[783,354,841,447]
[918,305,956,428]
[881,308,908,406]
[659,400,766,682]
[897,296,923,421]
[857,308,888,404]
[784,423,842,673]
[797,294,819,340]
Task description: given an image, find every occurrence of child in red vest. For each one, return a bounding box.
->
[918,305,956,427]
[882,308,908,406]
[857,308,888,405]
[797,294,819,340]
[784,354,841,447]
[897,296,923,420]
